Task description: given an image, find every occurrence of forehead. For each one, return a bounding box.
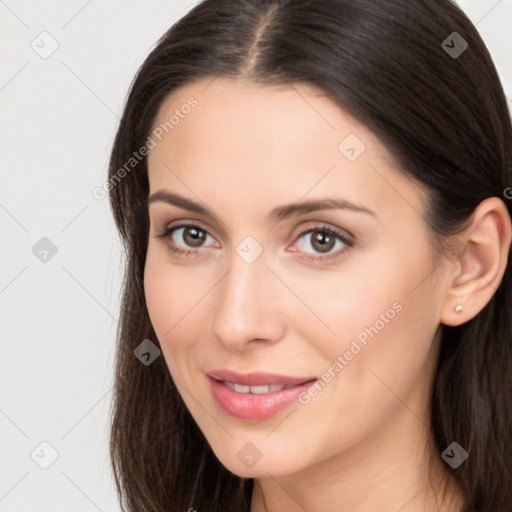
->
[150,77,371,147]
[146,76,423,222]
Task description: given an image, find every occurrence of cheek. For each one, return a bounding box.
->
[293,243,440,416]
[284,240,436,359]
[143,251,216,370]
[144,249,204,331]
[144,257,175,334]
[305,243,439,409]
[143,254,189,351]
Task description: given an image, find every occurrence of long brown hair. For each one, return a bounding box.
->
[107,1,512,510]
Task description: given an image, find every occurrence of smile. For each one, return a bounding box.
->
[207,370,317,420]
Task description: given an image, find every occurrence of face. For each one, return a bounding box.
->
[144,77,447,478]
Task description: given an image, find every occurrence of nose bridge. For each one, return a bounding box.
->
[210,244,284,348]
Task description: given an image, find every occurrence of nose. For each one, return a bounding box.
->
[209,250,287,351]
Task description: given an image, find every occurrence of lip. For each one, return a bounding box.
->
[207,370,317,421]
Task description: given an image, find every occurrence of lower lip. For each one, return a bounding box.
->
[208,377,316,420]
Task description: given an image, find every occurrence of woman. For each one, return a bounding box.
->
[107,0,512,510]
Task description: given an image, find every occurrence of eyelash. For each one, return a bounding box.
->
[154,221,354,263]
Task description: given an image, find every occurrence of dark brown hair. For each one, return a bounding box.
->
[107,1,512,510]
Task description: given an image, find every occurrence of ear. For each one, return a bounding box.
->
[440,197,512,327]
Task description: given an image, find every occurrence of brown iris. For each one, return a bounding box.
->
[182,226,207,247]
[310,230,336,253]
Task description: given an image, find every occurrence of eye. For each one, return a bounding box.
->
[153,221,354,262]
[290,224,353,262]
[154,222,218,256]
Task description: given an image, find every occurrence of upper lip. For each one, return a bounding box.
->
[207,369,317,387]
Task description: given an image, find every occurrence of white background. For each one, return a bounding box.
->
[1,1,511,510]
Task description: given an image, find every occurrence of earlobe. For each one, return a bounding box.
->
[440,197,512,327]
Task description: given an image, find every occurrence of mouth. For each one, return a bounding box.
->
[206,369,317,420]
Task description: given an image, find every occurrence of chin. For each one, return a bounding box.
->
[209,441,309,479]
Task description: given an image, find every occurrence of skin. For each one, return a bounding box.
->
[143,77,511,511]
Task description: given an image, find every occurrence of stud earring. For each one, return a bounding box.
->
[455,304,463,314]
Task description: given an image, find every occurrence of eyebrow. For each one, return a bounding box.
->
[147,190,376,222]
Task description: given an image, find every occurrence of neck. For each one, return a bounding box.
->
[250,401,464,512]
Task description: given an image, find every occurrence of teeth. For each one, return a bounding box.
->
[223,381,236,391]
[233,383,251,393]
[223,381,290,394]
[251,384,279,394]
